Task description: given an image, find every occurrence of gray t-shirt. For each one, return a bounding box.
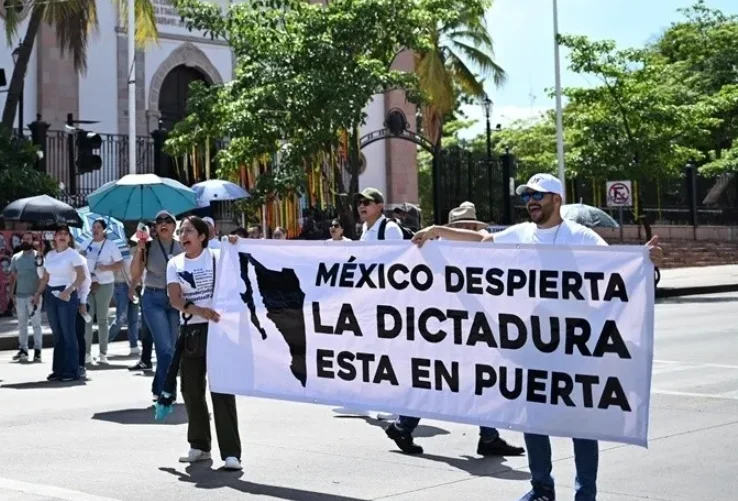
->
[10,251,40,297]
[144,238,182,290]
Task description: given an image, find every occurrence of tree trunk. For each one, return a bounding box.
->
[335,126,361,239]
[1,5,44,131]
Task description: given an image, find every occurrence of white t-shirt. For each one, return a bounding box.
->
[44,248,87,288]
[326,237,351,241]
[492,220,607,246]
[360,215,403,241]
[78,264,92,305]
[166,248,219,324]
[82,238,124,284]
[208,238,221,249]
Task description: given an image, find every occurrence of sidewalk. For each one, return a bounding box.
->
[656,264,738,297]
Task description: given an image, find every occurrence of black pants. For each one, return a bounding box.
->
[140,318,153,365]
[180,324,241,460]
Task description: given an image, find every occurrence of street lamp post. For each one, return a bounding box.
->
[553,0,566,202]
[482,95,493,222]
[11,45,23,137]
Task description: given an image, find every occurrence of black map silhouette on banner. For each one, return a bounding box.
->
[237,252,307,387]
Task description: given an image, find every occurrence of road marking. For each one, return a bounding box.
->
[651,389,738,401]
[653,360,738,370]
[0,477,122,501]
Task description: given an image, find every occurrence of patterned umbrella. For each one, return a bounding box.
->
[69,207,131,258]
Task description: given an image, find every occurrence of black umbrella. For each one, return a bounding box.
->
[1,195,84,228]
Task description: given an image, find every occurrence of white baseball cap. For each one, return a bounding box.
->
[515,173,563,196]
[202,217,215,227]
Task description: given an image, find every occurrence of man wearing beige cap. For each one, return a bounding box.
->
[354,188,404,241]
[385,201,525,457]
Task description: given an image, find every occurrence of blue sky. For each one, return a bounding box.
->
[458,0,738,138]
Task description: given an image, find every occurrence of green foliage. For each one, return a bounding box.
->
[0,130,59,210]
[459,1,738,193]
[165,0,460,208]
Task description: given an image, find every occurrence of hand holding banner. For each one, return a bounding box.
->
[207,240,654,447]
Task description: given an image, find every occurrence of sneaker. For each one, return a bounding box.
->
[33,350,42,362]
[79,366,88,379]
[129,360,152,371]
[178,449,211,463]
[85,354,94,365]
[477,437,525,456]
[60,375,78,382]
[12,349,28,361]
[46,373,61,381]
[385,423,423,454]
[223,457,242,470]
[98,354,109,365]
[130,347,141,356]
[518,487,555,501]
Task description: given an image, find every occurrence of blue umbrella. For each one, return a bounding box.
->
[87,174,198,221]
[69,207,131,258]
[192,180,250,207]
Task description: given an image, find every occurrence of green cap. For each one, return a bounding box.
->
[354,188,385,204]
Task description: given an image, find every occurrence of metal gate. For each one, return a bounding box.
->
[435,146,506,225]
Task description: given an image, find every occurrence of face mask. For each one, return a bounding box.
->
[20,242,33,251]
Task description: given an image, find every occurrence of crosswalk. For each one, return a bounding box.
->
[651,359,738,400]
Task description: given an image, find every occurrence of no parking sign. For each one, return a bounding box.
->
[606,180,633,207]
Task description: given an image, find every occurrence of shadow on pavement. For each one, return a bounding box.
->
[85,363,131,372]
[657,295,738,305]
[92,404,188,425]
[332,414,450,439]
[160,461,368,500]
[1,379,86,389]
[393,451,530,480]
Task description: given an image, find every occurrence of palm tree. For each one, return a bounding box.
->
[2,0,158,130]
[416,0,506,147]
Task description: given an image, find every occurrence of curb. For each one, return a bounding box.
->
[656,283,738,298]
[0,328,129,352]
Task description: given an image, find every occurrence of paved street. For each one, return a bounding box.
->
[0,293,736,501]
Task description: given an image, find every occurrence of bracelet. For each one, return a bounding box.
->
[183,300,194,312]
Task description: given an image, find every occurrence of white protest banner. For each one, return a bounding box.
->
[208,240,655,447]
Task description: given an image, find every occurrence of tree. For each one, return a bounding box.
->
[2,0,158,130]
[166,0,461,234]
[0,129,58,210]
[416,0,506,147]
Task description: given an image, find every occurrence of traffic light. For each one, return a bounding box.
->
[75,129,102,173]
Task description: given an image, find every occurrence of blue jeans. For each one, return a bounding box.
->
[141,288,179,396]
[46,287,80,379]
[108,283,140,348]
[524,433,598,501]
[396,416,499,441]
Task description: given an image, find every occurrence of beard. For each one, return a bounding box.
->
[528,204,553,224]
[20,242,33,251]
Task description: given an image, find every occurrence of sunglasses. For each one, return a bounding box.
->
[156,217,175,225]
[330,224,341,229]
[358,199,375,207]
[520,192,548,203]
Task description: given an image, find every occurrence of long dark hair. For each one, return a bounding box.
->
[182,216,209,250]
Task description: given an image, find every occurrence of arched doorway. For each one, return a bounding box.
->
[158,65,209,131]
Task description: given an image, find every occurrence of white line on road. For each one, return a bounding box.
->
[651,389,738,401]
[0,477,122,501]
[653,360,738,370]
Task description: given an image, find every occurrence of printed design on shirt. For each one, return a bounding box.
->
[176,265,214,302]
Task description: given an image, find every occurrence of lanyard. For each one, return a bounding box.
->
[156,239,175,263]
[87,238,107,272]
[182,253,217,326]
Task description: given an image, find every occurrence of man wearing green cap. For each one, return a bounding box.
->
[354,188,403,241]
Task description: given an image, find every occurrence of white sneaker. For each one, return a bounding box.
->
[178,449,211,463]
[223,457,242,470]
[85,354,94,365]
[98,354,109,364]
[129,347,140,356]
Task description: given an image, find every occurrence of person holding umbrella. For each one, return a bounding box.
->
[31,224,87,381]
[131,211,183,400]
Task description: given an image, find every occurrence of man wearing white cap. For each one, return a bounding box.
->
[411,173,663,501]
[202,217,221,249]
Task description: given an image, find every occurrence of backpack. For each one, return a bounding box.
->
[378,217,415,240]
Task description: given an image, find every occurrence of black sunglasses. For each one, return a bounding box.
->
[358,199,374,207]
[520,192,548,203]
[156,217,175,225]
[330,224,341,229]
